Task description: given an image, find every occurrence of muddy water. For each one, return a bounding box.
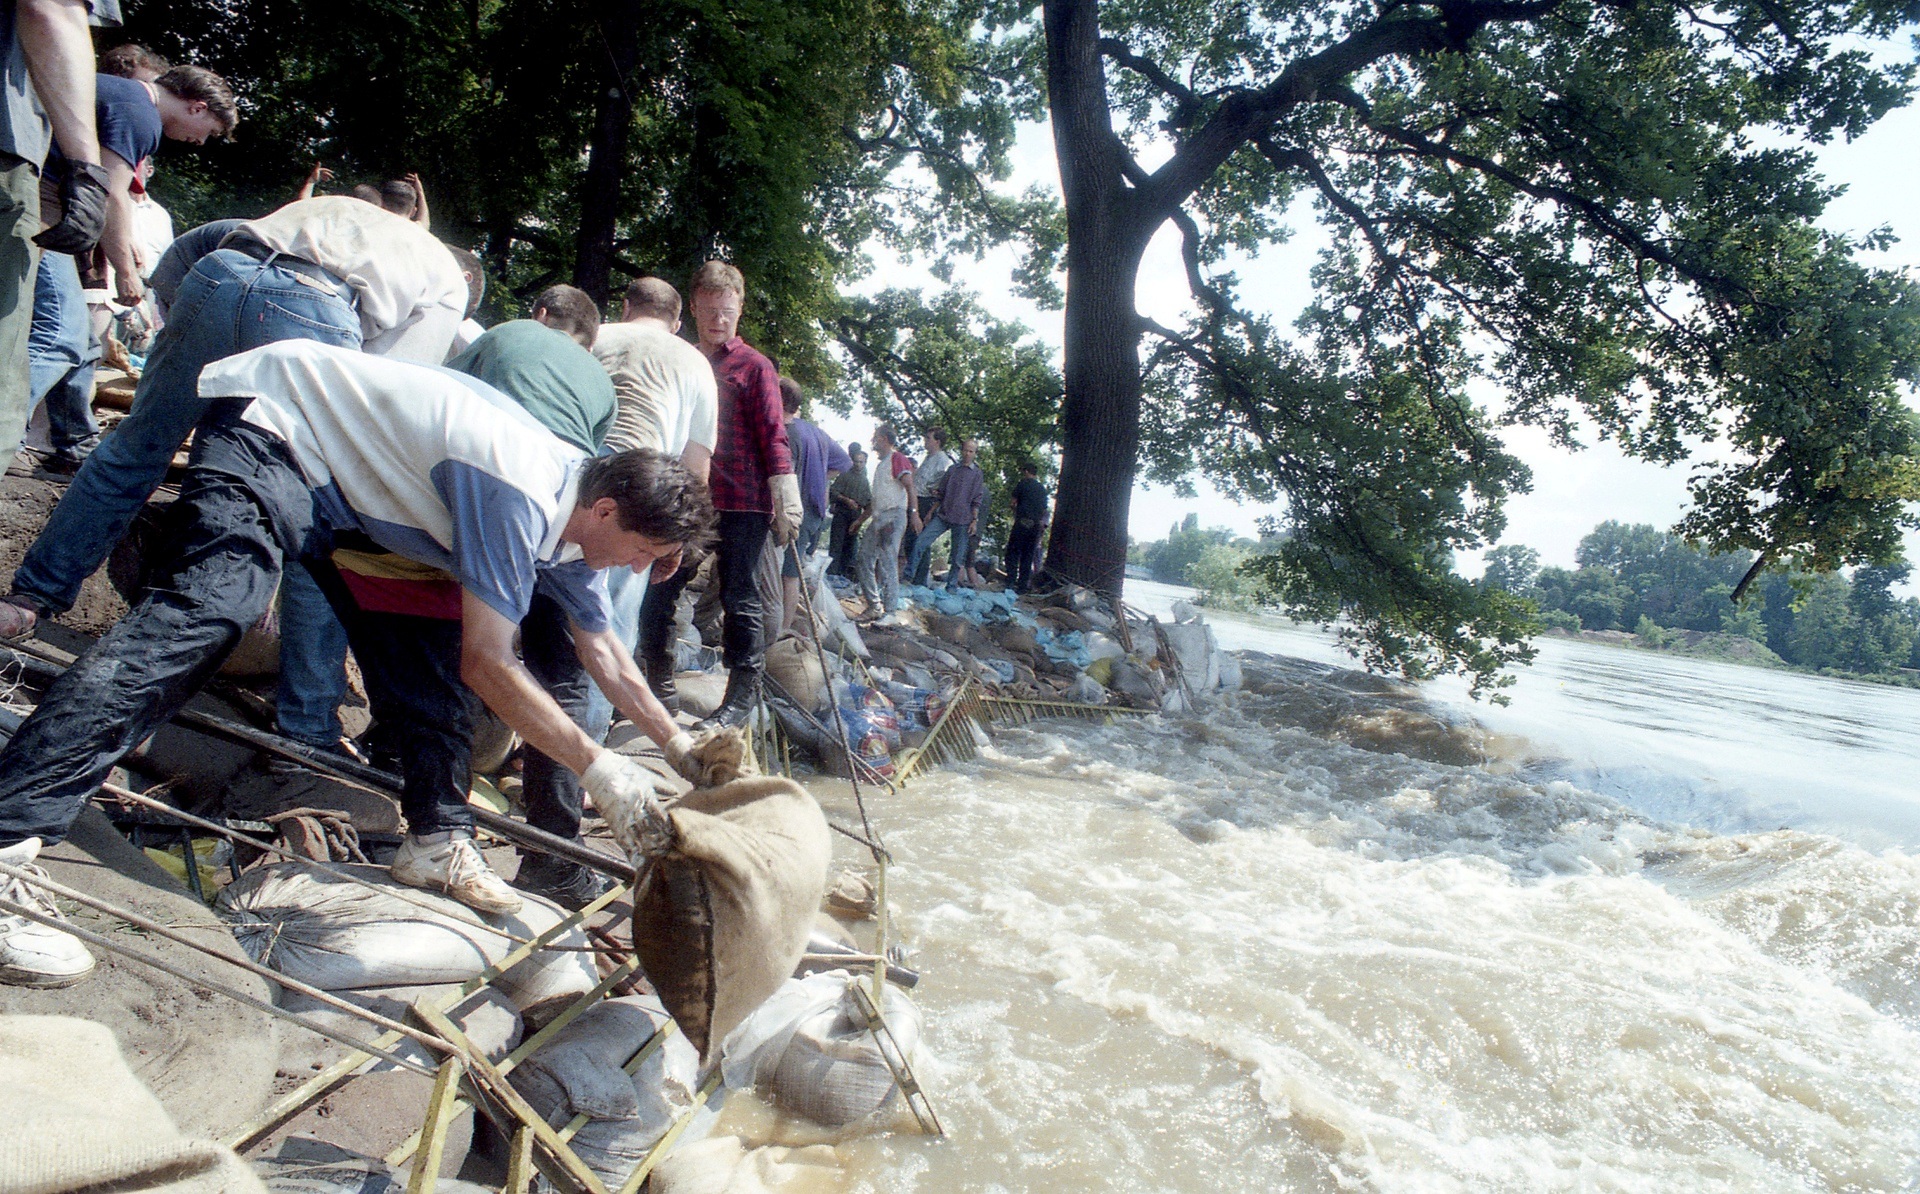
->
[768,587,1920,1191]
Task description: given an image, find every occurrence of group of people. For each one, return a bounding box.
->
[0,15,1050,993]
[824,424,1052,618]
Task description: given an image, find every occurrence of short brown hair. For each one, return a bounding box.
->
[624,276,681,323]
[155,65,238,137]
[100,43,169,79]
[689,259,744,299]
[777,376,804,416]
[378,179,418,217]
[532,284,600,346]
[446,245,485,318]
[578,450,716,547]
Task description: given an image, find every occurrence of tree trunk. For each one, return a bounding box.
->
[572,2,642,304]
[1039,0,1152,603]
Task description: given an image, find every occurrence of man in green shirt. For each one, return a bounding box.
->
[447,311,614,453]
[828,442,871,579]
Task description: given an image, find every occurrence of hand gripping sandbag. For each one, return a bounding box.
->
[585,733,832,1060]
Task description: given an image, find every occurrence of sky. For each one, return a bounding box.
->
[804,52,1920,576]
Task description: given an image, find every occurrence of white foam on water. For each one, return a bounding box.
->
[828,659,1920,1192]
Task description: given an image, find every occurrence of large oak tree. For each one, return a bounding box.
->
[1017,0,1920,694]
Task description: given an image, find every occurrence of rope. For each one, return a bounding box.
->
[792,565,888,864]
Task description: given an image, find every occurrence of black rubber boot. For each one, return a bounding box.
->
[645,656,680,715]
[512,853,612,912]
[696,668,762,732]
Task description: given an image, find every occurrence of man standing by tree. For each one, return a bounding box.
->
[858,423,915,620]
[635,260,799,729]
[829,442,870,579]
[1007,461,1049,594]
[908,437,985,592]
[907,426,953,586]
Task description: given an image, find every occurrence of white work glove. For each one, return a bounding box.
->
[663,731,702,785]
[769,472,803,547]
[581,749,676,859]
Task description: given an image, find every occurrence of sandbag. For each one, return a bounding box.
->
[720,972,922,1127]
[649,1138,842,1194]
[764,637,828,714]
[0,1015,265,1194]
[634,776,832,1059]
[218,864,598,1013]
[252,1141,495,1194]
[507,996,712,1190]
[274,983,522,1073]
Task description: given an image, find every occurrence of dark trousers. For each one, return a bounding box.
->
[518,592,603,845]
[1008,523,1041,592]
[302,560,477,840]
[828,509,860,576]
[638,510,771,678]
[0,419,473,846]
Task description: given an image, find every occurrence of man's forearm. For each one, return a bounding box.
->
[16,0,99,166]
[102,196,140,295]
[462,650,602,776]
[576,628,681,749]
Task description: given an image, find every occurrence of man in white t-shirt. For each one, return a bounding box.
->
[858,422,917,619]
[0,340,712,985]
[588,275,719,712]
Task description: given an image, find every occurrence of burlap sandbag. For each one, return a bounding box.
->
[633,774,831,1060]
[0,1016,265,1194]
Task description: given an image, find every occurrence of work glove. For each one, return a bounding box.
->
[769,473,803,547]
[33,161,111,255]
[581,749,676,859]
[663,731,702,785]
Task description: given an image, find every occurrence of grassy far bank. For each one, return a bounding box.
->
[1130,517,1920,689]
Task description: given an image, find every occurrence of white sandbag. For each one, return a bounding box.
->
[0,1015,265,1194]
[649,1138,842,1194]
[1215,650,1243,692]
[219,864,598,1013]
[1160,621,1218,687]
[274,983,522,1073]
[1064,673,1107,705]
[719,972,922,1127]
[508,996,713,1190]
[1083,631,1126,663]
[803,553,868,661]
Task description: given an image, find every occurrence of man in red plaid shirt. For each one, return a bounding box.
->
[635,260,801,728]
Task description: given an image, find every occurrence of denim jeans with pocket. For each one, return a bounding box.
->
[26,251,98,451]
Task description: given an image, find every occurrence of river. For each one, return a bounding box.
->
[748,581,1920,1191]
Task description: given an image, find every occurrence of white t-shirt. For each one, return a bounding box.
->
[233,196,468,363]
[591,321,719,457]
[131,193,174,277]
[201,339,610,631]
[446,317,487,360]
[871,449,914,514]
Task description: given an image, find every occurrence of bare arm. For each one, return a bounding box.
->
[678,441,712,486]
[459,591,602,776]
[296,163,332,201]
[574,624,682,750]
[100,150,142,304]
[406,172,430,229]
[16,0,99,166]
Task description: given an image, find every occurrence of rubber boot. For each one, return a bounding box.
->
[645,655,680,715]
[697,668,762,732]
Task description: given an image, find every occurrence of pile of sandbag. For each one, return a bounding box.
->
[719,971,923,1128]
[218,863,599,1018]
[506,995,715,1188]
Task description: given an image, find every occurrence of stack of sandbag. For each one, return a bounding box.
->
[719,971,923,1127]
[507,996,715,1188]
[217,863,599,1018]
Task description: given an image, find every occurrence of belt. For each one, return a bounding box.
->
[223,236,347,289]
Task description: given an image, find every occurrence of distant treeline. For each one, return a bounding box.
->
[1483,522,1920,679]
[1127,515,1271,611]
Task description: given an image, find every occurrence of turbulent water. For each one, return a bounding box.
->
[752,586,1920,1192]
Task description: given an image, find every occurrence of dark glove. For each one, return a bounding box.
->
[32,161,111,255]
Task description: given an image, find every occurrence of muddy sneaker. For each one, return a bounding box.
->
[512,853,612,912]
[390,833,523,916]
[0,838,95,987]
[0,596,38,642]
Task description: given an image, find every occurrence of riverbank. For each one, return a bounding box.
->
[1538,624,1920,688]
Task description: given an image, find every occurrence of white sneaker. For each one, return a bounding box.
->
[390,834,523,915]
[0,838,96,987]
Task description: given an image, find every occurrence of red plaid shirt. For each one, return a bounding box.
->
[703,336,793,513]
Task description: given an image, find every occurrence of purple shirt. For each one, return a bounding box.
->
[786,417,852,518]
[936,461,986,526]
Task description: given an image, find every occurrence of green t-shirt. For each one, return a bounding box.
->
[448,319,615,453]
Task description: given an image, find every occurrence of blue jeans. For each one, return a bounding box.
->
[908,514,969,589]
[27,251,98,451]
[11,247,362,747]
[582,562,649,742]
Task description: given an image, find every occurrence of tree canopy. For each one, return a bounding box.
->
[981,0,1920,697]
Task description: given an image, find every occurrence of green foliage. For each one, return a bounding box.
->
[121,0,1032,382]
[1132,515,1237,584]
[992,0,1920,696]
[1188,543,1264,611]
